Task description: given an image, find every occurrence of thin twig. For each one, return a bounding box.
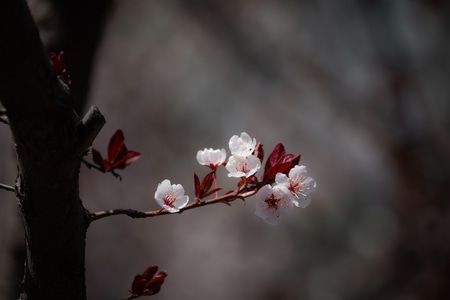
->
[88,189,257,223]
[79,156,105,172]
[0,110,8,124]
[79,156,124,180]
[0,183,15,192]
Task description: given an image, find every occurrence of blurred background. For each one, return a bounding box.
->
[1,0,450,299]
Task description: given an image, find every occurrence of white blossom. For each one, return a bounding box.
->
[275,165,316,208]
[154,179,189,213]
[196,148,226,168]
[226,154,261,178]
[228,132,257,157]
[255,184,294,225]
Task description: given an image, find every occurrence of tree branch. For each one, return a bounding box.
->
[76,105,106,157]
[0,183,15,192]
[88,189,257,223]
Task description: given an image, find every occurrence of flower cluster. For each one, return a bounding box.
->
[255,165,316,224]
[154,132,316,224]
[86,131,316,298]
[226,132,261,178]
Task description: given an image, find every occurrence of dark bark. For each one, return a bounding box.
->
[0,1,104,299]
[48,0,113,114]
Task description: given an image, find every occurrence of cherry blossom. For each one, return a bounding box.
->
[275,165,316,208]
[226,154,261,178]
[255,184,294,225]
[196,148,226,169]
[229,132,257,157]
[154,180,189,213]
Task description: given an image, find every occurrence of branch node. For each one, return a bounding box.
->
[76,106,106,156]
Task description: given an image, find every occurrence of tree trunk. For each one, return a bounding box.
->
[0,1,104,298]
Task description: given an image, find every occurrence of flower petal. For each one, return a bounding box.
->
[229,132,256,156]
[196,148,226,167]
[226,155,261,178]
[255,184,293,225]
[154,180,189,213]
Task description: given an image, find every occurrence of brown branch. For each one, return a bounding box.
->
[0,183,15,192]
[88,189,257,223]
[75,105,106,156]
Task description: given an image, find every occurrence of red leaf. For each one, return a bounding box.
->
[130,265,167,297]
[195,171,220,200]
[110,150,141,170]
[49,51,72,86]
[142,265,159,280]
[281,154,300,165]
[143,271,167,296]
[262,143,301,184]
[125,150,141,165]
[92,130,141,176]
[263,162,292,182]
[253,143,264,163]
[264,143,285,172]
[49,53,61,73]
[108,130,126,162]
[194,173,201,198]
[199,170,216,198]
[131,275,146,295]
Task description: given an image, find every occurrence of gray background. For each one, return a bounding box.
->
[1,1,449,299]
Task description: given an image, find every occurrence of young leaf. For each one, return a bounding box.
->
[88,129,141,178]
[194,172,201,199]
[262,143,300,184]
[128,265,167,299]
